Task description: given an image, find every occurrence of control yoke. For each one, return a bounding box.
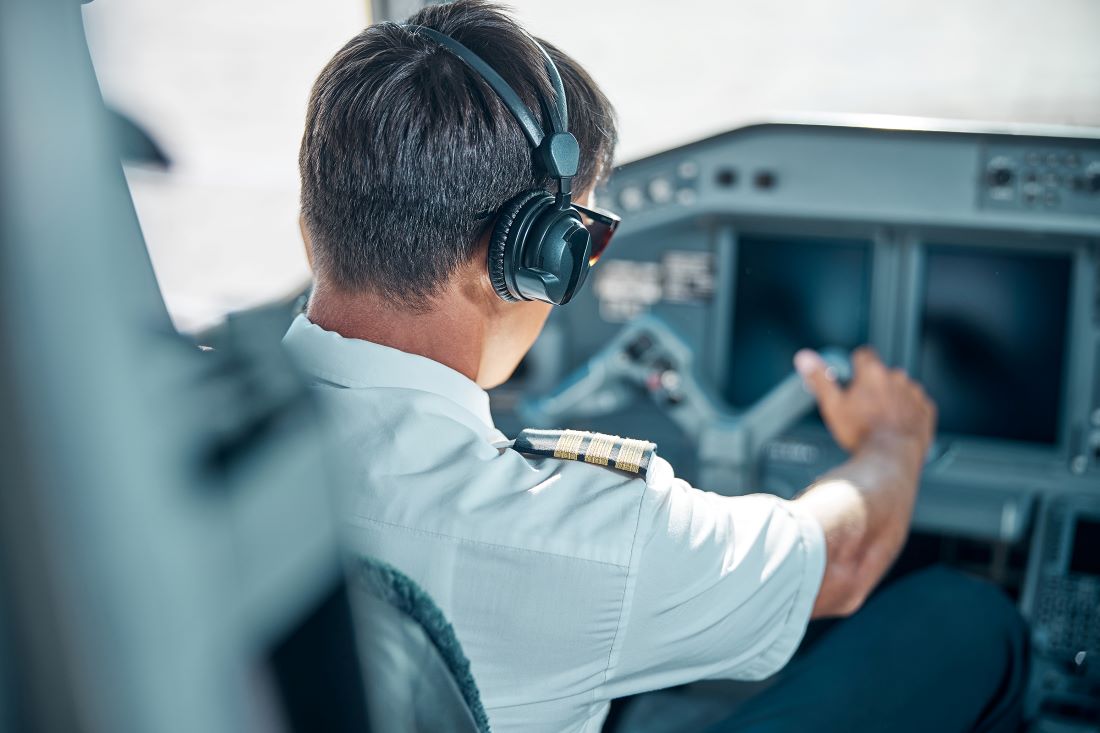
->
[521,315,851,493]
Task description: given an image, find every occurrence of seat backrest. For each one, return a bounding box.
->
[350,557,491,733]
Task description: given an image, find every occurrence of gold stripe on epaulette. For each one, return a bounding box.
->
[553,429,586,461]
[514,427,655,479]
[585,433,616,466]
[614,438,648,474]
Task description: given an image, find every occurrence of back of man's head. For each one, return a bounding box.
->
[299,0,617,311]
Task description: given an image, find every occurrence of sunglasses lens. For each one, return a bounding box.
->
[577,208,618,266]
[587,222,613,265]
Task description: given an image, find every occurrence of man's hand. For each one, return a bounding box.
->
[795,346,936,458]
[791,346,938,618]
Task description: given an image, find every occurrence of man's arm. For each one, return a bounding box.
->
[792,347,937,619]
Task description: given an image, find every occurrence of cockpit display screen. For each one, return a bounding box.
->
[724,235,872,409]
[1069,517,1100,576]
[917,246,1072,444]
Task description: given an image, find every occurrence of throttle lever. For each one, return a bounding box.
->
[519,315,721,428]
[520,314,853,495]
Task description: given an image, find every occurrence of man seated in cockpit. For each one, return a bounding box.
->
[282,2,1028,731]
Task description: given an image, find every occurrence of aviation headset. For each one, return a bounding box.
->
[408,25,595,306]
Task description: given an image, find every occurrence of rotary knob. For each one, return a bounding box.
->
[646,177,674,204]
[987,166,1014,188]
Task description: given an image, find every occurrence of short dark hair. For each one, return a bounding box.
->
[299,0,617,309]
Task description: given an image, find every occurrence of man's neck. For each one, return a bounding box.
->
[306,280,487,383]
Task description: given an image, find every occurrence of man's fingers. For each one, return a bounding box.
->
[851,346,880,370]
[852,346,886,381]
[795,349,843,409]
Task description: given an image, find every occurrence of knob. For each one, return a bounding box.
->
[715,168,738,188]
[676,188,698,206]
[618,186,645,212]
[753,170,777,190]
[647,177,674,204]
[677,161,699,180]
[644,365,684,405]
[987,167,1014,187]
[624,333,654,362]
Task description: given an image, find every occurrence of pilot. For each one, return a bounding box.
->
[282,2,1028,731]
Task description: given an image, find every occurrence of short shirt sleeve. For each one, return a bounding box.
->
[601,455,826,698]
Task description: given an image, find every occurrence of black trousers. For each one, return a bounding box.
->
[614,566,1030,733]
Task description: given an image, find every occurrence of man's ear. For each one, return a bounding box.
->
[298,213,314,271]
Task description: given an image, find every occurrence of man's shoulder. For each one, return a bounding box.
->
[511,428,658,482]
[347,423,665,569]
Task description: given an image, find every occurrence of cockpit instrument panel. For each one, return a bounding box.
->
[492,118,1100,548]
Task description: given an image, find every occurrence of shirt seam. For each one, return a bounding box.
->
[484,686,606,710]
[347,513,634,569]
[592,477,649,705]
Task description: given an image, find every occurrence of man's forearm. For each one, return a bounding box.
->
[796,432,925,618]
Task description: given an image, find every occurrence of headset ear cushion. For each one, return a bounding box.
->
[487,189,552,302]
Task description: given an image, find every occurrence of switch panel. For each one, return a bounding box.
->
[980,144,1100,217]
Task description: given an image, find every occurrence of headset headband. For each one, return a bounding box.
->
[408,25,580,203]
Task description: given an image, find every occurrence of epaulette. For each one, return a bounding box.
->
[512,428,656,479]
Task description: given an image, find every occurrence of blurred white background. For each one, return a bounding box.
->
[83,0,1100,332]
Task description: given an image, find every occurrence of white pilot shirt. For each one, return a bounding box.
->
[282,314,827,733]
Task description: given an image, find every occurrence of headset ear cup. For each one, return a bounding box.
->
[487,189,552,302]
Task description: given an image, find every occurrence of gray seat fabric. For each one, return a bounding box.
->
[350,557,491,733]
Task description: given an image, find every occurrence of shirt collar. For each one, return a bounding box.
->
[282,314,496,431]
